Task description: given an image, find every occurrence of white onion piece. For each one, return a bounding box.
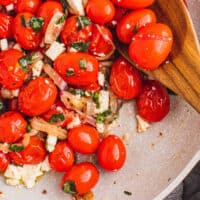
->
[67,0,85,15]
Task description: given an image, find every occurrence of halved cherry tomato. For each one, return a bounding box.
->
[54,52,99,87]
[112,0,155,9]
[0,49,28,89]
[18,77,58,116]
[128,23,173,70]
[86,0,115,24]
[0,13,13,39]
[0,111,27,143]
[110,57,142,99]
[136,80,170,122]
[9,136,47,165]
[0,0,14,6]
[49,141,74,172]
[97,135,126,171]
[61,162,99,195]
[13,12,42,50]
[116,9,157,44]
[68,125,100,154]
[0,152,10,172]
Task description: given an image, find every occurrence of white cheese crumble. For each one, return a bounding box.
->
[6,3,14,11]
[46,135,57,152]
[98,72,105,86]
[13,43,22,51]
[96,123,105,133]
[136,114,151,133]
[67,114,81,129]
[0,39,8,51]
[32,60,44,77]
[94,90,109,114]
[67,0,85,15]
[1,88,19,99]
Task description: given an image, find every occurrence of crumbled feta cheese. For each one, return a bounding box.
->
[0,39,8,51]
[6,3,14,11]
[96,123,105,133]
[67,0,85,15]
[45,41,66,61]
[13,43,22,51]
[46,135,57,152]
[136,114,151,133]
[4,165,22,180]
[94,90,109,114]
[98,72,105,86]
[32,60,44,77]
[1,88,19,99]
[67,114,81,129]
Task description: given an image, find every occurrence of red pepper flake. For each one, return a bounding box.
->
[42,189,47,194]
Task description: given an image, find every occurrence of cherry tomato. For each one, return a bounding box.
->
[0,13,13,39]
[13,12,42,50]
[110,57,142,99]
[18,77,58,116]
[0,152,10,172]
[0,49,28,89]
[136,80,170,122]
[49,141,74,172]
[61,162,99,195]
[14,0,41,14]
[97,135,126,171]
[9,136,47,165]
[128,23,173,70]
[68,125,100,154]
[0,0,14,6]
[54,52,99,87]
[112,0,155,9]
[0,111,27,143]
[116,9,157,44]
[86,0,115,24]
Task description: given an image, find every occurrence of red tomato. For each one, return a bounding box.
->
[86,0,115,24]
[13,12,42,50]
[49,141,74,172]
[110,57,142,99]
[0,152,10,172]
[9,136,47,165]
[0,0,14,6]
[112,0,155,9]
[18,77,58,116]
[61,162,99,195]
[136,80,170,122]
[14,0,41,14]
[54,52,99,87]
[0,111,27,143]
[68,125,100,154]
[97,135,126,171]
[0,13,13,39]
[0,49,28,89]
[128,23,173,70]
[116,9,157,44]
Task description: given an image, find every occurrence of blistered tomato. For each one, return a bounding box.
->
[0,0,14,6]
[0,13,13,39]
[0,152,10,172]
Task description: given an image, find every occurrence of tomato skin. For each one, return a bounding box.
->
[110,57,142,99]
[116,9,157,44]
[128,23,173,70]
[18,77,58,116]
[0,49,28,90]
[0,0,14,6]
[68,125,100,154]
[0,152,10,172]
[136,80,170,122]
[61,162,99,195]
[97,135,126,171]
[54,52,99,87]
[0,13,13,39]
[0,111,27,143]
[9,136,47,165]
[86,0,115,24]
[13,12,42,50]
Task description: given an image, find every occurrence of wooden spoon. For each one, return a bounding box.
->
[115,0,200,112]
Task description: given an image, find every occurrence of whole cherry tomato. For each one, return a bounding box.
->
[128,23,173,70]
[54,52,99,87]
[97,135,126,171]
[112,0,155,9]
[0,49,28,90]
[110,57,142,99]
[14,0,41,14]
[68,125,100,154]
[0,111,27,143]
[116,9,157,44]
[136,80,170,122]
[13,12,42,50]
[18,77,58,116]
[86,0,115,24]
[61,162,99,195]
[0,13,13,39]
[0,0,14,6]
[49,141,74,172]
[0,152,10,172]
[9,136,47,165]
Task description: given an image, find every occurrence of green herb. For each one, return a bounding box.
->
[66,69,75,76]
[79,58,87,70]
[26,124,32,133]
[167,88,177,95]
[9,144,24,152]
[63,180,77,194]
[70,41,90,52]
[124,191,132,196]
[20,15,29,27]
[70,89,86,96]
[91,92,100,108]
[76,16,91,30]
[132,24,138,34]
[30,17,44,32]
[49,113,65,123]
[0,99,6,114]
[18,54,33,71]
[96,109,112,123]
[56,15,66,24]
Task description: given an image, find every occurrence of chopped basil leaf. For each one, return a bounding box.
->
[66,69,75,77]
[49,113,65,123]
[26,124,31,132]
[132,24,138,34]
[63,180,77,194]
[18,54,33,71]
[77,16,91,30]
[124,191,132,196]
[91,92,100,108]
[96,109,112,123]
[56,15,66,24]
[70,41,90,52]
[79,58,87,70]
[70,89,86,96]
[20,15,29,27]
[9,144,24,152]
[30,17,44,32]
[0,99,6,114]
